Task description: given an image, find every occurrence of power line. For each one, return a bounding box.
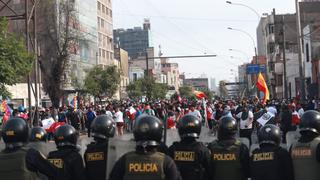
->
[114,13,257,23]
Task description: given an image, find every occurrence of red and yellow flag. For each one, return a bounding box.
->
[194,90,208,99]
[256,73,270,104]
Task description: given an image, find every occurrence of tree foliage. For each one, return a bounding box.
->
[38,0,81,108]
[0,18,34,98]
[127,77,168,99]
[84,65,121,101]
[178,86,193,98]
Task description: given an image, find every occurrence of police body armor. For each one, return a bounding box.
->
[123,151,165,180]
[84,142,108,180]
[207,140,243,180]
[171,141,205,180]
[251,147,281,180]
[47,149,79,180]
[291,137,320,180]
[0,147,39,180]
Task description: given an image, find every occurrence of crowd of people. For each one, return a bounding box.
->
[1,96,320,180]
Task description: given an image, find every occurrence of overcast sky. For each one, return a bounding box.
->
[113,0,296,83]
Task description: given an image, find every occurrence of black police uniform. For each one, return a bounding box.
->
[250,124,294,180]
[84,115,116,180]
[169,139,210,180]
[47,124,85,180]
[0,118,59,180]
[207,116,250,180]
[85,141,108,180]
[108,115,181,180]
[290,110,320,180]
[168,114,210,180]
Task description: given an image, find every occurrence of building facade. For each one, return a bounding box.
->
[160,58,181,91]
[114,19,152,59]
[184,78,209,91]
[97,0,115,66]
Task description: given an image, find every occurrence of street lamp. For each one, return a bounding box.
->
[227,27,258,64]
[226,1,261,20]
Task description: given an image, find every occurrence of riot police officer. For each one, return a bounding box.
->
[0,118,59,180]
[290,110,320,180]
[251,124,294,180]
[168,114,210,180]
[47,124,85,180]
[84,115,116,180]
[207,116,250,180]
[28,126,49,156]
[109,115,182,180]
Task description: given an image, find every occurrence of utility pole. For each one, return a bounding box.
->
[146,52,149,76]
[295,0,306,101]
[282,15,288,99]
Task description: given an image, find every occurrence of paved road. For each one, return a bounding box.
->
[0,127,298,156]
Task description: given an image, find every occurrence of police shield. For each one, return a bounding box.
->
[27,141,51,157]
[239,137,250,149]
[106,137,136,179]
[286,130,301,150]
[165,129,180,146]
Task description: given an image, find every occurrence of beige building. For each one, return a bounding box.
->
[161,58,181,91]
[97,0,115,66]
[114,47,130,98]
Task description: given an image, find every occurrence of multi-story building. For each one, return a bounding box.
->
[301,1,320,97]
[160,58,181,91]
[97,0,115,66]
[114,47,129,98]
[184,78,209,91]
[114,19,152,59]
[257,1,320,99]
[257,10,299,99]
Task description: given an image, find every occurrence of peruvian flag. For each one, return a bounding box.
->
[177,95,182,103]
[194,91,208,100]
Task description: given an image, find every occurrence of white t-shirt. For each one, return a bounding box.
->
[114,111,124,123]
[105,111,113,117]
[237,111,254,129]
[188,110,202,120]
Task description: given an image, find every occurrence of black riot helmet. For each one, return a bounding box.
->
[54,124,78,148]
[217,116,237,140]
[91,115,116,140]
[258,124,281,146]
[299,110,320,135]
[30,127,47,142]
[133,115,163,146]
[2,118,29,148]
[178,114,201,138]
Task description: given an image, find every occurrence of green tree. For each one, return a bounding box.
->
[84,65,121,101]
[38,0,86,108]
[202,88,214,100]
[179,86,193,98]
[0,18,34,98]
[127,77,168,99]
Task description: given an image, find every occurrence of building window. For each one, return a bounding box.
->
[97,2,101,11]
[102,4,105,13]
[276,74,283,86]
[110,9,112,17]
[99,48,102,57]
[102,50,106,58]
[306,43,310,62]
[268,24,274,34]
[97,17,100,27]
[101,19,104,28]
[106,7,109,15]
[133,73,138,81]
